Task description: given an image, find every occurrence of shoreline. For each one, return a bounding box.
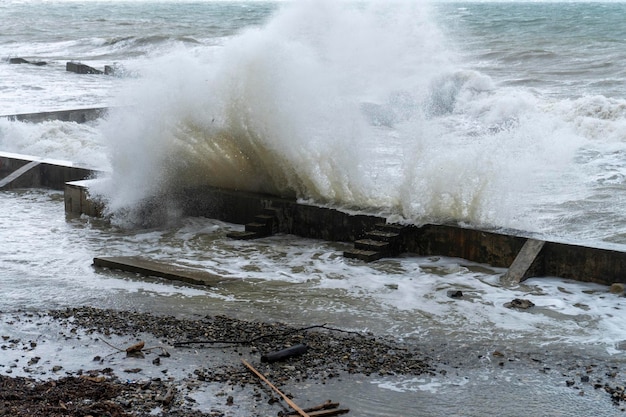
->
[2,306,626,416]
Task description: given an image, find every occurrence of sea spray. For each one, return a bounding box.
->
[0,118,108,169]
[92,0,590,235]
[92,0,455,225]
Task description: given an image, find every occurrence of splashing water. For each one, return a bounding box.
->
[85,1,621,241]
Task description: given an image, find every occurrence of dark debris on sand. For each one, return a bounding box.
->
[3,306,626,415]
[0,306,436,417]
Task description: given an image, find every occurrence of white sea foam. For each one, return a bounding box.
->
[86,0,626,240]
[0,118,109,169]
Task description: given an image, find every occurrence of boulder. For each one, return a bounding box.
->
[504,298,535,310]
[609,283,625,295]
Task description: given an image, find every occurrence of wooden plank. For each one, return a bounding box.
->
[93,256,232,287]
[0,160,41,189]
[502,239,545,284]
[287,408,350,417]
[242,359,311,417]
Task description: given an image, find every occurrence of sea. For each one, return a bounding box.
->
[2,1,626,415]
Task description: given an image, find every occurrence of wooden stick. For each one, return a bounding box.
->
[241,359,311,417]
[287,409,350,417]
[303,401,340,412]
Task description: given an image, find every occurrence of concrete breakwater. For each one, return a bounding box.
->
[1,107,107,124]
[2,108,626,288]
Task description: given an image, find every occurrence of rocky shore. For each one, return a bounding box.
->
[1,306,626,416]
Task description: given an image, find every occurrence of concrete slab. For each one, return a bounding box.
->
[93,256,233,287]
[502,239,546,285]
[0,151,100,190]
[0,160,41,189]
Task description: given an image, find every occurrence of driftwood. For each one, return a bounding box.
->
[261,344,308,363]
[174,323,363,347]
[100,339,170,359]
[286,400,350,417]
[126,341,145,354]
[242,359,311,417]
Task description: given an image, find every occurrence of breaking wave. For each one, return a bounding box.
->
[91,0,626,236]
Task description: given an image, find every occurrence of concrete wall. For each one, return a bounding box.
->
[0,153,97,190]
[1,107,107,124]
[64,180,626,286]
[0,148,621,286]
[173,185,382,242]
[65,181,103,217]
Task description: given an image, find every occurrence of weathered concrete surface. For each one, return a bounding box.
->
[174,185,382,242]
[1,107,107,124]
[0,160,41,189]
[93,256,232,287]
[541,242,626,285]
[404,224,531,271]
[0,152,97,190]
[501,239,546,285]
[9,57,47,66]
[66,62,103,75]
[66,181,626,286]
[2,144,625,287]
[65,180,104,217]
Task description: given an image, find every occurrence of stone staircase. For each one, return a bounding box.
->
[227,208,279,240]
[343,223,407,262]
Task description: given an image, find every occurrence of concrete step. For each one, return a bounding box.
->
[255,214,275,223]
[262,207,280,216]
[245,222,272,235]
[343,248,385,262]
[366,229,401,242]
[254,214,276,232]
[226,231,261,240]
[375,223,407,234]
[355,238,391,252]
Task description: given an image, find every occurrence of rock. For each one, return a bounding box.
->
[447,290,463,299]
[504,298,535,310]
[609,283,625,294]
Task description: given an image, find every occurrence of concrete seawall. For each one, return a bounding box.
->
[1,107,107,124]
[0,152,98,191]
[1,106,626,287]
[0,147,622,287]
[64,179,626,287]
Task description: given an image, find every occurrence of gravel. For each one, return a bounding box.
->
[2,306,626,416]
